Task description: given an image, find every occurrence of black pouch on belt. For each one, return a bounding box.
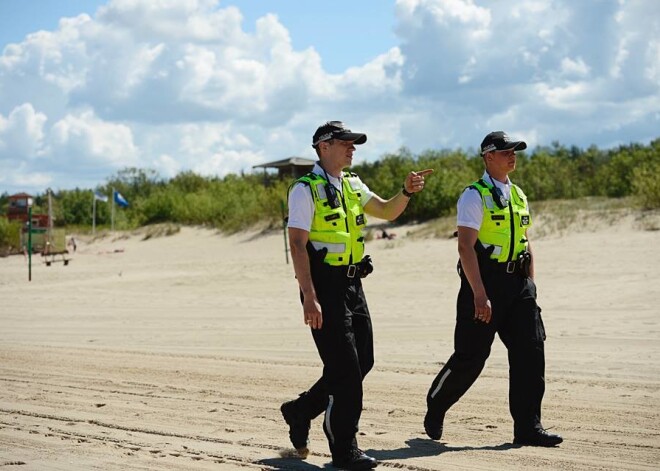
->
[517,251,532,278]
[358,255,374,278]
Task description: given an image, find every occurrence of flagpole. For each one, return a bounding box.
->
[92,194,97,236]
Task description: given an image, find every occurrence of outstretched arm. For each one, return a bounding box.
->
[364,169,434,220]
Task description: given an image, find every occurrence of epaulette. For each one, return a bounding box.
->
[467,178,488,192]
[287,172,322,199]
[294,171,323,186]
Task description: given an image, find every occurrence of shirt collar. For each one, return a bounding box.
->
[482,171,511,198]
[313,162,343,188]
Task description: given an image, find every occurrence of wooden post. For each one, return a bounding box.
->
[28,205,32,282]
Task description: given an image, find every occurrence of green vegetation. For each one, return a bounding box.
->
[1,139,658,241]
[0,217,22,255]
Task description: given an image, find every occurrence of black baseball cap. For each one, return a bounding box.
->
[312,121,367,147]
[480,131,527,155]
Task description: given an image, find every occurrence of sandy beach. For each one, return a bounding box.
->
[1,212,659,470]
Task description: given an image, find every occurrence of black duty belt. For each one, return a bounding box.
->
[329,263,363,278]
[458,251,531,278]
[486,254,531,277]
[323,256,373,279]
[317,264,360,279]
[491,260,518,274]
[459,259,520,276]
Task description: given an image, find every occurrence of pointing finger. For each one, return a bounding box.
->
[415,169,434,177]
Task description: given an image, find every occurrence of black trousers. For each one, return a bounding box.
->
[293,265,374,458]
[426,263,547,436]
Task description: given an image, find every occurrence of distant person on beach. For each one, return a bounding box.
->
[424,131,563,447]
[281,120,432,470]
[377,228,395,240]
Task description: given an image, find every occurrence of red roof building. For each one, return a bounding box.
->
[6,193,48,228]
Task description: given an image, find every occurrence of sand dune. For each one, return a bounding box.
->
[1,215,659,470]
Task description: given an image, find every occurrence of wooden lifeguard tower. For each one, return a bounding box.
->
[252,156,316,181]
[6,191,69,264]
[7,193,48,227]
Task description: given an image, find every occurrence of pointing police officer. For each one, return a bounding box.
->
[424,131,562,447]
[282,121,432,470]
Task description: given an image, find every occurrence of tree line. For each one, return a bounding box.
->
[1,139,658,244]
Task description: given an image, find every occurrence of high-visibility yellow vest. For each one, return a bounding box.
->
[470,179,532,262]
[295,172,367,266]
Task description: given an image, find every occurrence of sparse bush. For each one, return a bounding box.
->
[632,157,660,209]
[0,218,22,255]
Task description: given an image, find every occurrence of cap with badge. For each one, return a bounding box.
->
[480,131,527,155]
[312,121,367,147]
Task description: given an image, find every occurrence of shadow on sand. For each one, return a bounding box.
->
[259,456,328,470]
[259,438,516,469]
[365,437,517,461]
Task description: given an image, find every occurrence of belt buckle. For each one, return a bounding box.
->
[346,264,357,278]
[506,261,516,274]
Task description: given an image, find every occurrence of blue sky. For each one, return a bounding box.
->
[0,0,658,194]
[0,1,101,46]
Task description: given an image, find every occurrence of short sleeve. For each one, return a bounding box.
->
[287,183,314,232]
[456,187,483,231]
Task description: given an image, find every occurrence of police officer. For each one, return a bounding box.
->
[282,121,432,470]
[424,131,562,447]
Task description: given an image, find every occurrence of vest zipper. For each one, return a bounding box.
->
[507,200,515,262]
[339,180,352,264]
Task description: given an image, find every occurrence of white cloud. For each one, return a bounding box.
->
[196,149,264,177]
[154,153,180,178]
[0,165,52,189]
[646,39,660,83]
[0,0,658,195]
[560,57,590,78]
[391,0,660,150]
[345,48,404,90]
[96,0,243,42]
[535,82,592,111]
[0,104,47,159]
[47,109,139,168]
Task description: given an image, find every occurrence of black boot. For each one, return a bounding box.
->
[280,400,311,457]
[332,448,378,470]
[423,409,445,441]
[513,428,563,447]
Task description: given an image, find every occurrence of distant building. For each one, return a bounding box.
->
[6,193,48,228]
[4,193,60,254]
[253,157,316,180]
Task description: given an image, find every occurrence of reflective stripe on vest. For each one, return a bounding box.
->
[296,172,367,266]
[471,180,532,263]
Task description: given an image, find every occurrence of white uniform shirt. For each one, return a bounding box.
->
[287,162,374,232]
[456,171,513,231]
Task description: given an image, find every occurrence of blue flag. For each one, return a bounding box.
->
[114,191,129,208]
